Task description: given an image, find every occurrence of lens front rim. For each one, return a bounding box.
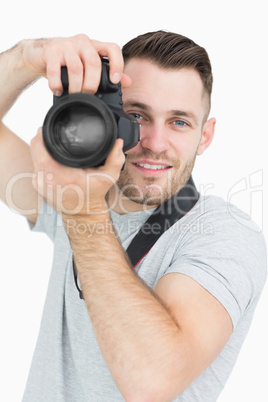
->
[43,93,117,168]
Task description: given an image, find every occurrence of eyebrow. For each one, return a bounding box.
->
[123,100,199,126]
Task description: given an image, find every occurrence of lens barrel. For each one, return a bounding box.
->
[43,93,118,168]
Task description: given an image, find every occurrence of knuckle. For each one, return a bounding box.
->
[110,42,121,53]
[88,55,102,68]
[44,40,59,56]
[67,60,83,75]
[74,33,90,43]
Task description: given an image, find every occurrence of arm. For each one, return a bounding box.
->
[0,42,40,222]
[30,131,233,402]
[66,213,233,401]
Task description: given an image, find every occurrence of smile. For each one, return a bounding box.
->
[134,163,171,170]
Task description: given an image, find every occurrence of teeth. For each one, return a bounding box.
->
[136,163,169,170]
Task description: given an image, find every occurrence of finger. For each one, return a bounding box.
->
[46,52,64,96]
[64,52,84,93]
[121,73,132,89]
[92,40,124,84]
[64,34,102,94]
[101,139,125,179]
[81,50,102,94]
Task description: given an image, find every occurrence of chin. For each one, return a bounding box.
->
[117,166,193,207]
[117,150,197,207]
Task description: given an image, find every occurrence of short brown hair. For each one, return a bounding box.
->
[122,30,213,115]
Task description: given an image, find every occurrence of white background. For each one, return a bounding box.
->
[0,0,267,401]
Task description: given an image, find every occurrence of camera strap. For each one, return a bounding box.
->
[73,176,199,298]
[126,175,199,268]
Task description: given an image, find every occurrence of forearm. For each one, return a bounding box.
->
[64,211,184,401]
[0,40,39,120]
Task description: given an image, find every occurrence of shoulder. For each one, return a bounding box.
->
[185,194,266,262]
[177,194,267,288]
[188,194,265,242]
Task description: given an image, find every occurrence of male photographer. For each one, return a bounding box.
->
[0,31,266,401]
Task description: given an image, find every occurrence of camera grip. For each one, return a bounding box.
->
[60,66,69,95]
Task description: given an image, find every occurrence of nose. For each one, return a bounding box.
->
[140,122,169,154]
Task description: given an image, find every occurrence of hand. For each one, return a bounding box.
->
[30,127,125,216]
[22,34,131,95]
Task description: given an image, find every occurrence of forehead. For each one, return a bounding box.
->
[123,58,206,121]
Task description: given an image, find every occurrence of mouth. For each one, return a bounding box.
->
[131,160,172,176]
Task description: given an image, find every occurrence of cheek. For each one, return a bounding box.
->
[170,133,200,162]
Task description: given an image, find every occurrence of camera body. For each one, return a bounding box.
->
[43,59,140,168]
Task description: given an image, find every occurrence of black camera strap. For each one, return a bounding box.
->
[126,175,199,267]
[73,176,199,298]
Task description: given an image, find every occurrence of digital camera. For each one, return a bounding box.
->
[42,59,140,168]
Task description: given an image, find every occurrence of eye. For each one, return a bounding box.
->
[129,113,144,121]
[173,120,188,127]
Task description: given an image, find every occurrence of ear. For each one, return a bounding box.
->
[197,118,216,155]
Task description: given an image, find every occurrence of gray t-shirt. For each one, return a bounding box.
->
[23,195,267,401]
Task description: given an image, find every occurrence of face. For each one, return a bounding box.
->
[110,59,215,213]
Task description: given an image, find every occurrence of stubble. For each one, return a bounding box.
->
[116,151,197,206]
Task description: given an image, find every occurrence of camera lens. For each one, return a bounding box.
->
[43,94,117,168]
[56,105,106,156]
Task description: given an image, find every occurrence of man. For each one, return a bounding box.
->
[0,31,266,401]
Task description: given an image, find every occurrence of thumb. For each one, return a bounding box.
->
[101,139,125,178]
